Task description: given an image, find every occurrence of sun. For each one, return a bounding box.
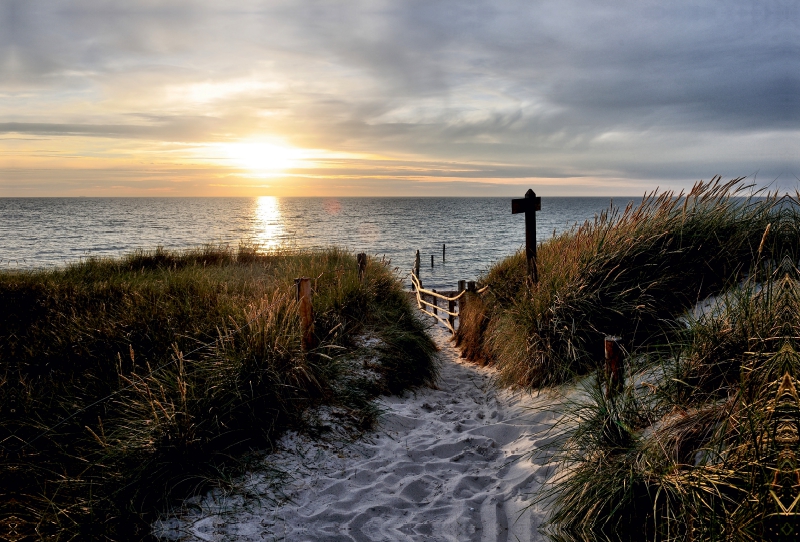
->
[219,141,307,177]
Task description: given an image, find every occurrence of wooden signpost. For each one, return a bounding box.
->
[512,189,542,283]
[357,253,367,281]
[604,335,624,397]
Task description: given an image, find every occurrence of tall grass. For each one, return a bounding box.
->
[0,245,436,539]
[456,178,776,388]
[537,192,800,540]
[546,244,799,538]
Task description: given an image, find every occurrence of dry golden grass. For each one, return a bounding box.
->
[0,245,436,539]
[457,177,776,389]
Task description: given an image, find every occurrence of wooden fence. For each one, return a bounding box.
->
[410,271,488,335]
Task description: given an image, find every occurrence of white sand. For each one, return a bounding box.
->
[154,323,568,541]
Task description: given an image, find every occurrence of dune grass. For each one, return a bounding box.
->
[456,177,777,389]
[0,245,436,540]
[544,206,800,541]
[453,177,798,540]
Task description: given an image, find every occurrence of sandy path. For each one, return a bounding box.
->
[155,323,567,541]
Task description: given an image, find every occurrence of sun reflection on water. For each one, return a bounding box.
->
[254,196,285,249]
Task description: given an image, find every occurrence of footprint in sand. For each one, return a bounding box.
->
[153,323,569,542]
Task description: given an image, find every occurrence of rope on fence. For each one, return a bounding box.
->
[410,272,466,302]
[409,271,486,335]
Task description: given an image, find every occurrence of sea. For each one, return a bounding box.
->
[0,197,635,290]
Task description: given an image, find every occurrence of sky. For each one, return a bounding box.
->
[1,0,798,197]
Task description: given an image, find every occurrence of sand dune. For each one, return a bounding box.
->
[155,323,568,541]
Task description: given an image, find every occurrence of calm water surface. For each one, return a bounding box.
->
[1,197,633,289]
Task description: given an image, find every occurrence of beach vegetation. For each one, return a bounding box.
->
[544,241,799,540]
[456,177,776,388]
[0,245,436,539]
[455,177,798,539]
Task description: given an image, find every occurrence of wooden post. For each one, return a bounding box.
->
[458,280,467,318]
[432,289,438,315]
[467,280,476,292]
[295,277,315,352]
[357,253,367,281]
[604,336,623,397]
[431,254,434,268]
[414,250,420,280]
[442,243,446,263]
[448,298,456,330]
[512,189,542,283]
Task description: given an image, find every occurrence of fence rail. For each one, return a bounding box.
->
[411,272,457,334]
[410,270,489,335]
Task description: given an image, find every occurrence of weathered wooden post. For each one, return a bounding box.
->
[512,189,542,283]
[432,289,438,315]
[458,279,467,318]
[442,243,446,263]
[448,298,456,330]
[431,254,434,268]
[604,336,624,397]
[295,277,315,351]
[357,253,367,281]
[467,280,476,293]
[414,250,421,280]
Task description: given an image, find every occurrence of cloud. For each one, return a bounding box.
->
[0,0,797,195]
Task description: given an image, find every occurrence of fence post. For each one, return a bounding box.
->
[414,250,420,279]
[458,280,467,320]
[448,298,455,330]
[442,243,446,263]
[432,289,438,315]
[467,280,476,293]
[604,336,623,397]
[295,277,315,352]
[357,253,367,281]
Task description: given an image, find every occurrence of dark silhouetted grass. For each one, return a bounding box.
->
[0,245,436,540]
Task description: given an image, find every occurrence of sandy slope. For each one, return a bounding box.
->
[154,323,568,542]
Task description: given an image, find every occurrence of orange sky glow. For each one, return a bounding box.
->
[1,2,796,196]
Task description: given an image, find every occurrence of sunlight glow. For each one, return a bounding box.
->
[254,196,286,249]
[220,141,310,177]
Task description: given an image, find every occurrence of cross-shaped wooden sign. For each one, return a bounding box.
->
[512,189,541,283]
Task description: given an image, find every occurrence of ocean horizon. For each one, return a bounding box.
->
[3,196,637,289]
